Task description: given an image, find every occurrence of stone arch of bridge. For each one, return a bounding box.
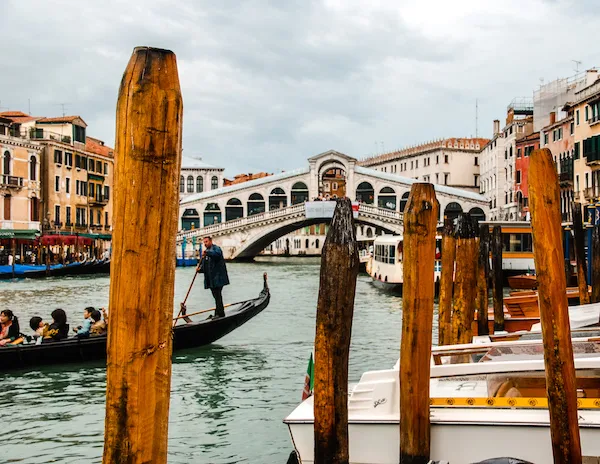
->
[233,215,400,259]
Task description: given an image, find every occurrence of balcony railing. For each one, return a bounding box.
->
[586,151,600,165]
[584,187,595,200]
[0,175,24,188]
[89,195,109,206]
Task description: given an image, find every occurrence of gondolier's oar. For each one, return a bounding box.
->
[172,299,254,321]
[174,269,199,326]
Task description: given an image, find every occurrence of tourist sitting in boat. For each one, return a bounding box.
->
[29,316,48,337]
[90,309,107,336]
[0,310,21,346]
[45,309,69,341]
[73,307,95,338]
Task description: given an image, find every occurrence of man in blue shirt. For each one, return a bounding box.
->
[197,236,230,318]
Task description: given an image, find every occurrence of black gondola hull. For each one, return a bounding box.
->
[0,286,270,371]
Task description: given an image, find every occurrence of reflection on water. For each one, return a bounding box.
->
[0,261,408,463]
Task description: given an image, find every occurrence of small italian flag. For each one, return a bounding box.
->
[301,351,315,401]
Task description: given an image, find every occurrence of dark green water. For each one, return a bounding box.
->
[0,258,414,463]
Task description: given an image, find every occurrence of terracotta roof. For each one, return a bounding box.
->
[0,111,40,123]
[37,115,87,126]
[224,172,272,186]
[85,137,114,158]
[359,137,490,166]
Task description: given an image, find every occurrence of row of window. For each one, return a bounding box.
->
[53,205,109,228]
[54,175,110,199]
[3,151,38,180]
[379,154,454,174]
[54,149,108,175]
[180,175,219,193]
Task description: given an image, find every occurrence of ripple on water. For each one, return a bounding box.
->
[0,261,418,463]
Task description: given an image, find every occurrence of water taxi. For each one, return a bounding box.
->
[284,335,600,463]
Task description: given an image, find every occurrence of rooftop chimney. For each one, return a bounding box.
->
[550,111,556,125]
[586,69,599,86]
[493,119,500,135]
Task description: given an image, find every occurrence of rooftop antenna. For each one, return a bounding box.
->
[54,103,70,117]
[572,60,582,74]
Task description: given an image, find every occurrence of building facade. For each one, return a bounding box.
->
[514,131,540,221]
[0,111,114,254]
[563,77,600,214]
[180,158,225,199]
[540,112,574,223]
[359,137,489,192]
[0,116,42,249]
[480,100,535,221]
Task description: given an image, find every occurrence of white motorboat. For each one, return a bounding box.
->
[367,234,442,293]
[284,337,600,464]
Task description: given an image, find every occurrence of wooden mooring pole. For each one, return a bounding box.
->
[592,224,600,304]
[450,213,478,345]
[529,148,582,464]
[103,47,183,464]
[476,223,490,336]
[491,225,504,332]
[438,218,456,346]
[400,183,439,464]
[313,198,359,464]
[573,202,591,305]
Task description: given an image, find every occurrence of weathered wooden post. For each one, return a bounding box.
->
[573,202,590,305]
[450,213,478,345]
[529,148,582,464]
[438,218,456,346]
[476,224,490,336]
[592,224,600,303]
[400,183,439,464]
[103,47,183,464]
[313,198,359,464]
[491,225,504,332]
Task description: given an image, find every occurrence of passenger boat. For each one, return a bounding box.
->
[0,275,269,371]
[483,221,535,281]
[284,336,600,463]
[0,259,111,280]
[507,273,537,290]
[366,235,441,293]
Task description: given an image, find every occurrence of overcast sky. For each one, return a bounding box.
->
[1,0,598,177]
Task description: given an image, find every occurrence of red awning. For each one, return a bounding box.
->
[41,235,93,246]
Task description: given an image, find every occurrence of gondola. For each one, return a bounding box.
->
[0,274,270,371]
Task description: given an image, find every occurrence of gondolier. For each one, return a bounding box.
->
[197,236,230,318]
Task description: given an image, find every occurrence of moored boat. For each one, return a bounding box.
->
[507,273,537,290]
[0,259,111,280]
[0,275,270,371]
[284,336,600,463]
[367,235,441,294]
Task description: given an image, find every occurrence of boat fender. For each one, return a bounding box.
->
[472,458,534,464]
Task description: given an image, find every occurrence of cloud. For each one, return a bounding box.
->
[2,0,599,176]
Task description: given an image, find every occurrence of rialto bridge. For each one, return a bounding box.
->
[177,150,488,259]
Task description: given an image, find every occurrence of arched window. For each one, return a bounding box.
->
[469,207,486,224]
[181,208,200,230]
[187,175,194,193]
[444,202,463,221]
[378,186,396,210]
[3,151,10,175]
[399,192,410,213]
[366,228,373,238]
[196,176,204,193]
[211,176,219,190]
[30,156,37,181]
[180,176,185,193]
[225,198,244,221]
[248,193,266,216]
[315,239,320,248]
[269,187,287,210]
[291,182,309,205]
[204,203,222,226]
[356,182,374,204]
[305,239,309,248]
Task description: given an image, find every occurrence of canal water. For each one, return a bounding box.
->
[0,258,432,463]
